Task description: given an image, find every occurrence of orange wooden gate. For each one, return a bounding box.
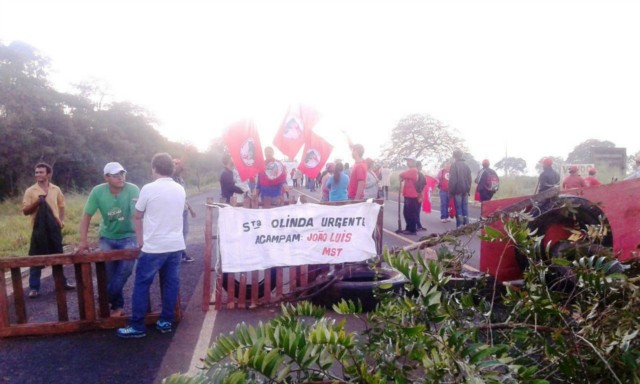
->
[0,250,181,338]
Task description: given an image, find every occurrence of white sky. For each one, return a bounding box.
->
[1,0,639,174]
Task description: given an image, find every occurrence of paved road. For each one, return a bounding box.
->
[0,187,483,383]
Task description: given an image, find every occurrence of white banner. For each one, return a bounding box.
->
[218,202,381,272]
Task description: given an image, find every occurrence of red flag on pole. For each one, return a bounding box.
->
[222,120,265,182]
[297,132,333,179]
[273,104,321,159]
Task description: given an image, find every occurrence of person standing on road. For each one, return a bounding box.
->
[257,146,288,208]
[415,161,427,231]
[172,159,196,263]
[448,149,472,228]
[320,163,335,202]
[364,158,380,200]
[220,154,245,204]
[347,144,367,200]
[562,165,587,190]
[624,154,640,180]
[117,153,186,339]
[584,167,601,187]
[76,162,139,316]
[22,162,75,298]
[379,163,391,200]
[474,159,498,202]
[326,162,349,202]
[399,157,419,235]
[536,157,560,193]
[437,162,451,223]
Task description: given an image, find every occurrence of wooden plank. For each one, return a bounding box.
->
[289,267,297,294]
[226,273,236,309]
[203,198,213,311]
[52,265,69,322]
[275,267,283,300]
[263,268,272,304]
[0,249,139,269]
[11,268,27,324]
[214,273,223,310]
[237,273,247,309]
[95,262,110,318]
[0,268,9,328]
[299,265,309,288]
[251,271,259,307]
[78,263,96,321]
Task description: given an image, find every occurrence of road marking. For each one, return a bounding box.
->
[187,307,218,376]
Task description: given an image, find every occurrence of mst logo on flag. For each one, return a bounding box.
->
[223,120,265,181]
[298,133,333,179]
[273,104,320,159]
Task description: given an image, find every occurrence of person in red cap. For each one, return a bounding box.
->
[474,159,499,202]
[584,167,601,187]
[536,157,560,193]
[562,165,587,190]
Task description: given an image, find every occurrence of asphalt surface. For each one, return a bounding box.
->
[0,187,482,383]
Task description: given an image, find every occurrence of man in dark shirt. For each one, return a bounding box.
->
[537,158,560,193]
[220,154,244,204]
[448,149,472,228]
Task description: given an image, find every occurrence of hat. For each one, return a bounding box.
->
[326,163,335,172]
[103,162,126,175]
[569,165,578,173]
[542,157,553,166]
[482,159,490,166]
[588,167,597,175]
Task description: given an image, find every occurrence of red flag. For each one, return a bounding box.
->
[297,133,333,179]
[222,120,265,182]
[273,104,321,159]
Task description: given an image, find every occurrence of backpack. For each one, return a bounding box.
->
[484,169,500,193]
[414,172,427,194]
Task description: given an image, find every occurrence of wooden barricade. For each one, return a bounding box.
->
[202,197,384,311]
[0,250,181,338]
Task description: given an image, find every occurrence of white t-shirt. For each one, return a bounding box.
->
[135,177,186,253]
[380,167,391,187]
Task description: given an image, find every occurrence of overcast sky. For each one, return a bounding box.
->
[1,0,639,174]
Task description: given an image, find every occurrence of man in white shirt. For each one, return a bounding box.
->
[117,153,186,338]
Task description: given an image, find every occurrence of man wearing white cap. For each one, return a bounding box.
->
[76,161,140,317]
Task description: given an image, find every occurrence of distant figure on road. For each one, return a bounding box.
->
[399,157,419,235]
[536,157,560,193]
[320,163,335,202]
[76,162,139,316]
[379,163,391,200]
[220,154,245,204]
[448,149,472,228]
[584,167,601,187]
[347,144,367,200]
[117,153,185,339]
[414,160,427,231]
[173,159,196,263]
[364,158,380,200]
[562,165,586,190]
[257,146,288,208]
[437,161,451,223]
[22,162,75,298]
[474,159,499,202]
[326,162,349,202]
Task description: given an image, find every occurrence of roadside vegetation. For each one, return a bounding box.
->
[164,211,639,383]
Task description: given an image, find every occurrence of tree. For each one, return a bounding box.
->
[381,114,466,170]
[566,139,615,163]
[494,156,527,176]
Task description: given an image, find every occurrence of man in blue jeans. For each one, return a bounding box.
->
[117,153,186,338]
[448,149,472,228]
[76,162,139,317]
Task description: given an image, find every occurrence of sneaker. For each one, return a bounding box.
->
[441,219,447,223]
[116,326,146,339]
[156,320,172,334]
[417,227,427,232]
[28,290,39,298]
[64,281,76,290]
[181,254,194,263]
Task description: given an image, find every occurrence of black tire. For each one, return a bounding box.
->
[222,269,278,300]
[515,196,612,272]
[311,265,407,312]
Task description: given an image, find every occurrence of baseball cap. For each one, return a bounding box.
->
[103,162,126,175]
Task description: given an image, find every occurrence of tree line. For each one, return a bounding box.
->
[0,41,222,200]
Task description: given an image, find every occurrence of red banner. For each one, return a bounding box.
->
[222,120,265,182]
[273,104,321,159]
[297,132,333,179]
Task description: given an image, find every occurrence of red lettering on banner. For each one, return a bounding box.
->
[322,247,343,257]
